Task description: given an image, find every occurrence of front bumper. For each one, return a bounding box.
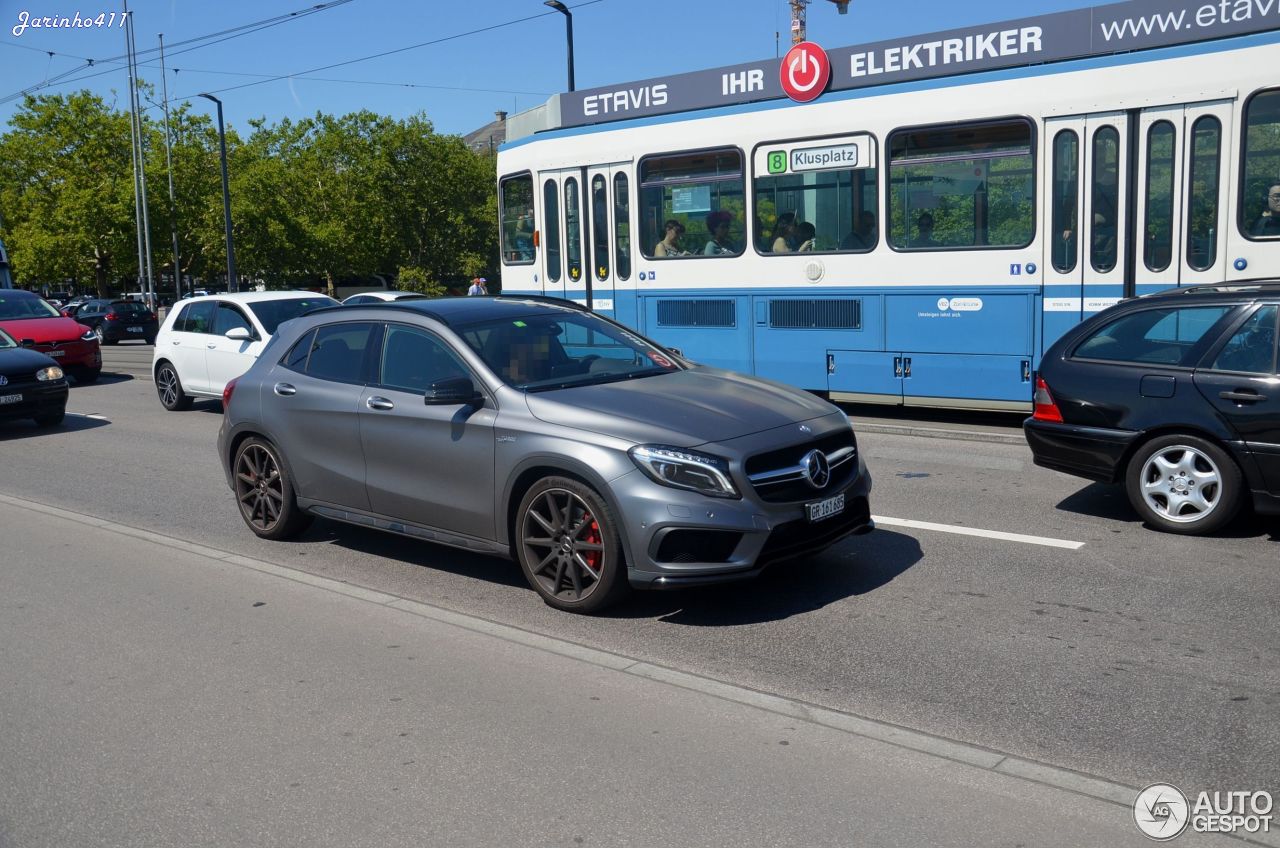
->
[0,380,69,421]
[33,339,100,370]
[1023,418,1138,483]
[615,456,874,589]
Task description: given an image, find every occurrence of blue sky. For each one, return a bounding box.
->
[1,0,1090,137]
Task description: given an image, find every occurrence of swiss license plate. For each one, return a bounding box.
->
[127,326,143,332]
[0,393,23,405]
[807,493,845,523]
[46,349,64,357]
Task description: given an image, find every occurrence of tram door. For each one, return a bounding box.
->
[583,164,632,316]
[1132,100,1234,291]
[1042,112,1131,347]
[536,169,585,300]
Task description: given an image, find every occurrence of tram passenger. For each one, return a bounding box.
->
[1092,212,1118,271]
[795,221,817,251]
[840,211,877,250]
[915,213,942,247]
[1251,184,1280,236]
[770,212,797,252]
[704,210,737,255]
[653,219,688,257]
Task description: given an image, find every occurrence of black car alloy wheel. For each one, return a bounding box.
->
[517,477,628,613]
[233,438,311,540]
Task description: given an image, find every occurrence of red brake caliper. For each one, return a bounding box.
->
[582,514,602,575]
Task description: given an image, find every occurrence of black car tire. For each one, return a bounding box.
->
[75,367,100,384]
[33,409,65,428]
[1124,434,1243,535]
[144,333,157,345]
[515,476,630,614]
[233,437,313,540]
[155,362,193,411]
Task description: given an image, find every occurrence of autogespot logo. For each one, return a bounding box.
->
[1134,784,1190,841]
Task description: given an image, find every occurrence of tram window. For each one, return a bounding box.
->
[1187,116,1221,271]
[1241,89,1280,240]
[1143,121,1176,273]
[614,172,631,281]
[565,177,582,282]
[500,173,535,265]
[591,174,609,281]
[754,152,878,254]
[543,179,562,283]
[1091,126,1121,273]
[887,119,1034,251]
[1051,130,1079,273]
[639,149,744,259]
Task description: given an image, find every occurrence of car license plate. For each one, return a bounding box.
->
[46,349,64,357]
[0,393,22,405]
[127,326,143,332]
[807,493,845,523]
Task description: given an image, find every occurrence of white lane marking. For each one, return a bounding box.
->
[66,412,108,420]
[871,515,1085,550]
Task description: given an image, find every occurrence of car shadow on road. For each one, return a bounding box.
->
[79,373,134,386]
[0,413,110,441]
[611,528,923,625]
[1056,481,1280,541]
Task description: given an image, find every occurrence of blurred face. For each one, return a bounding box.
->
[666,225,684,242]
[714,221,730,238]
[1269,185,1280,214]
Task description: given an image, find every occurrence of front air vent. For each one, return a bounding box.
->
[769,298,861,330]
[656,299,736,328]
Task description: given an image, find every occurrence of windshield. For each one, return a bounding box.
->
[247,296,338,335]
[456,310,682,391]
[111,301,151,315]
[0,293,60,320]
[0,327,15,349]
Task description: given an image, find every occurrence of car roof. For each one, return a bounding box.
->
[306,295,590,326]
[175,290,330,305]
[1135,280,1280,306]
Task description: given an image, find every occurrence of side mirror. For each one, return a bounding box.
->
[424,375,483,406]
[666,346,684,357]
[225,326,252,341]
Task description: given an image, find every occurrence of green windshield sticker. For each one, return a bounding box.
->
[513,320,527,327]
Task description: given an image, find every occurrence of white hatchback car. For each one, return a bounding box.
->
[152,291,337,410]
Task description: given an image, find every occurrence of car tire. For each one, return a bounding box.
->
[155,362,193,411]
[232,437,312,540]
[75,367,101,384]
[144,334,157,345]
[1124,434,1243,535]
[33,409,65,428]
[515,476,630,614]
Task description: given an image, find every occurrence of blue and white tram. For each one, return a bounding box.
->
[496,0,1280,410]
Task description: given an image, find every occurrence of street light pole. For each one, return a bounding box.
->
[543,1,574,92]
[198,93,237,293]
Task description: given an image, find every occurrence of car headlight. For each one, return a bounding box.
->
[628,444,739,499]
[36,366,64,381]
[80,329,96,341]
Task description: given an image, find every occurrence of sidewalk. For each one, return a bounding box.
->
[0,494,1248,848]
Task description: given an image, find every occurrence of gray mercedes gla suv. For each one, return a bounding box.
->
[217,297,874,613]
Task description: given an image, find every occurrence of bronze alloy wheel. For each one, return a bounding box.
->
[517,477,628,613]
[236,442,286,533]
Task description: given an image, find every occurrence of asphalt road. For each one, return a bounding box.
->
[6,348,1279,803]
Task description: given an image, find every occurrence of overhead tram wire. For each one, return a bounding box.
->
[0,0,358,106]
[171,0,604,101]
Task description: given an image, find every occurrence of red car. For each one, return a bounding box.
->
[0,290,101,383]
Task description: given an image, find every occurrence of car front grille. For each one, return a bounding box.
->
[757,495,871,567]
[744,430,857,503]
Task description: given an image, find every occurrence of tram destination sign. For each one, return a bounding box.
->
[558,0,1280,129]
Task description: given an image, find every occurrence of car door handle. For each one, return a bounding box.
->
[1219,390,1266,403]
[366,396,394,411]
[171,340,180,345]
[273,382,296,396]
[206,343,217,349]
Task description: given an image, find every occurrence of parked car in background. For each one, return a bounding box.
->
[218,296,875,613]
[1025,282,1280,535]
[341,291,430,305]
[152,291,338,410]
[0,326,69,427]
[0,290,101,383]
[66,299,159,344]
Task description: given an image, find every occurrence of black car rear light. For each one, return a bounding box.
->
[1032,376,1064,423]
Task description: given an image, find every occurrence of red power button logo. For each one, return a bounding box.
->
[780,42,830,102]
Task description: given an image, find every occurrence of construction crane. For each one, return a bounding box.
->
[789,0,850,46]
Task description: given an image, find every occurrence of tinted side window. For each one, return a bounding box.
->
[379,325,468,394]
[639,148,745,259]
[305,322,377,384]
[214,303,253,336]
[1091,126,1121,272]
[544,178,562,283]
[181,301,216,334]
[1073,306,1232,366]
[1143,121,1176,273]
[754,134,879,254]
[1050,130,1079,273]
[614,172,631,281]
[501,173,536,265]
[1241,89,1280,240]
[1186,116,1221,271]
[281,329,316,373]
[1209,305,1278,374]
